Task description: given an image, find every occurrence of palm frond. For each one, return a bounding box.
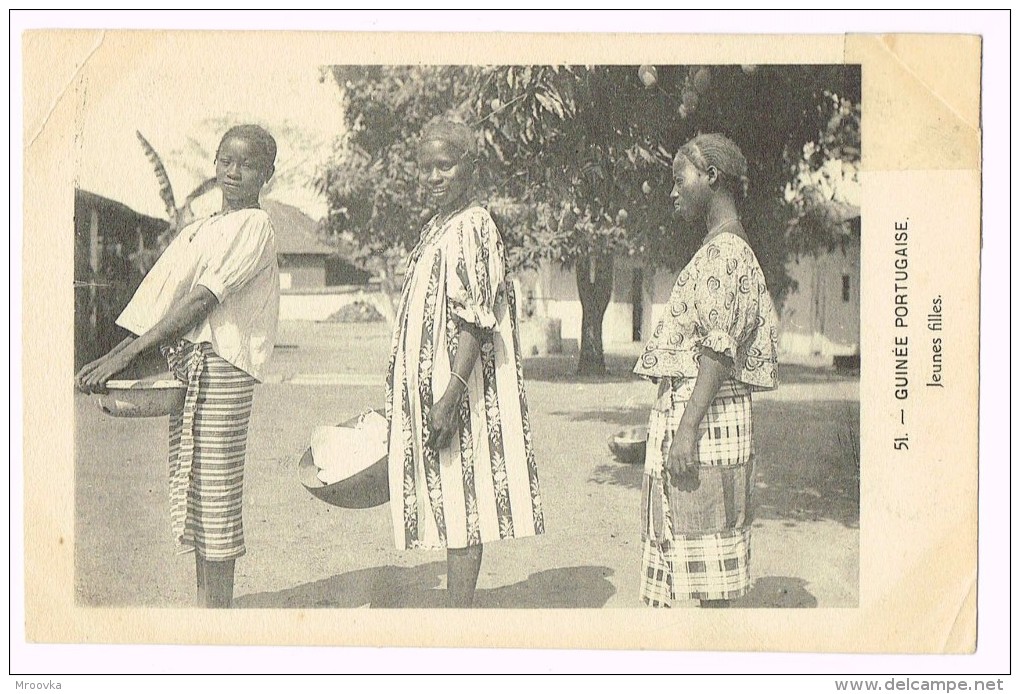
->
[184,177,218,205]
[135,130,176,219]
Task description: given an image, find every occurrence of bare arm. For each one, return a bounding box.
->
[75,335,138,390]
[665,348,732,484]
[448,323,485,394]
[677,348,731,432]
[80,334,136,367]
[75,286,219,393]
[119,286,219,363]
[106,335,137,358]
[427,322,486,449]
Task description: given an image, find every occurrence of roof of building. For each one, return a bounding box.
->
[263,199,335,255]
[76,189,338,256]
[75,188,168,231]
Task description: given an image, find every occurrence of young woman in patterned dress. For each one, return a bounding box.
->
[634,133,779,608]
[385,119,544,607]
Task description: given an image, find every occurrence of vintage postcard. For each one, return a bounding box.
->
[20,25,983,656]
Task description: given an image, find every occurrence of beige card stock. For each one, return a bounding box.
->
[22,31,981,652]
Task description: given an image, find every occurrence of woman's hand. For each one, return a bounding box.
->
[75,352,133,394]
[74,357,105,391]
[427,322,483,451]
[665,422,701,491]
[427,387,462,450]
[665,348,730,491]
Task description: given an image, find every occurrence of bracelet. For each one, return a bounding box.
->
[450,372,469,390]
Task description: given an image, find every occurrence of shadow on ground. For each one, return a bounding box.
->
[552,405,648,427]
[523,354,642,384]
[590,459,644,490]
[584,400,860,528]
[525,353,857,386]
[754,400,859,528]
[731,576,819,608]
[235,562,616,609]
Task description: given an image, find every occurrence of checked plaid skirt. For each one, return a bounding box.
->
[640,378,755,606]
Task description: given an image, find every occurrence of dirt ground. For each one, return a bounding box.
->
[74,320,859,609]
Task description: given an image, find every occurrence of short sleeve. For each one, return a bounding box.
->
[446,208,506,330]
[115,230,192,336]
[692,241,762,360]
[196,211,275,302]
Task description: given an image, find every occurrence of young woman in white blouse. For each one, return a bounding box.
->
[76,124,280,608]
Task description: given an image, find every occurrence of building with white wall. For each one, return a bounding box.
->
[516,218,860,366]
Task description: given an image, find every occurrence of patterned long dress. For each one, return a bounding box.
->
[386,205,545,551]
[633,230,779,605]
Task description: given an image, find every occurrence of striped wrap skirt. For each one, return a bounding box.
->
[640,378,755,606]
[163,340,256,561]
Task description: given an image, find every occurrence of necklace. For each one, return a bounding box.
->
[703,217,743,243]
[219,202,261,214]
[434,198,477,228]
[188,205,261,242]
[424,199,477,242]
[408,199,479,267]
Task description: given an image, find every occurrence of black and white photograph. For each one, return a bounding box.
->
[16,15,1000,675]
[70,57,862,612]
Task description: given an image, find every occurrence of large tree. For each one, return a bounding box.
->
[317,66,482,319]
[318,64,860,374]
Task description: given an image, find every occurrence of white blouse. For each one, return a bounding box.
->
[116,208,280,381]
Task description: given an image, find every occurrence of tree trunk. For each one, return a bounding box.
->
[575,253,613,376]
[377,255,401,329]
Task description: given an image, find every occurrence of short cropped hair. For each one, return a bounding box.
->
[217,124,277,172]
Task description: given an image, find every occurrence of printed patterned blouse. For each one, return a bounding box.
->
[634,231,779,391]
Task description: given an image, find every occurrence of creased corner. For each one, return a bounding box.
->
[845,34,981,171]
[940,572,978,653]
[872,36,980,138]
[24,30,106,151]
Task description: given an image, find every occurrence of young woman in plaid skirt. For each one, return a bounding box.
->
[633,133,779,608]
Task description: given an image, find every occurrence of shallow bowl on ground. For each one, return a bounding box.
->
[298,410,390,509]
[608,425,649,465]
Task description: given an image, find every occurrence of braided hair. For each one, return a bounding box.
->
[417,118,478,162]
[677,133,749,198]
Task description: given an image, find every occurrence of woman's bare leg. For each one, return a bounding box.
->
[446,545,483,608]
[699,599,730,608]
[203,558,236,609]
[195,552,207,607]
